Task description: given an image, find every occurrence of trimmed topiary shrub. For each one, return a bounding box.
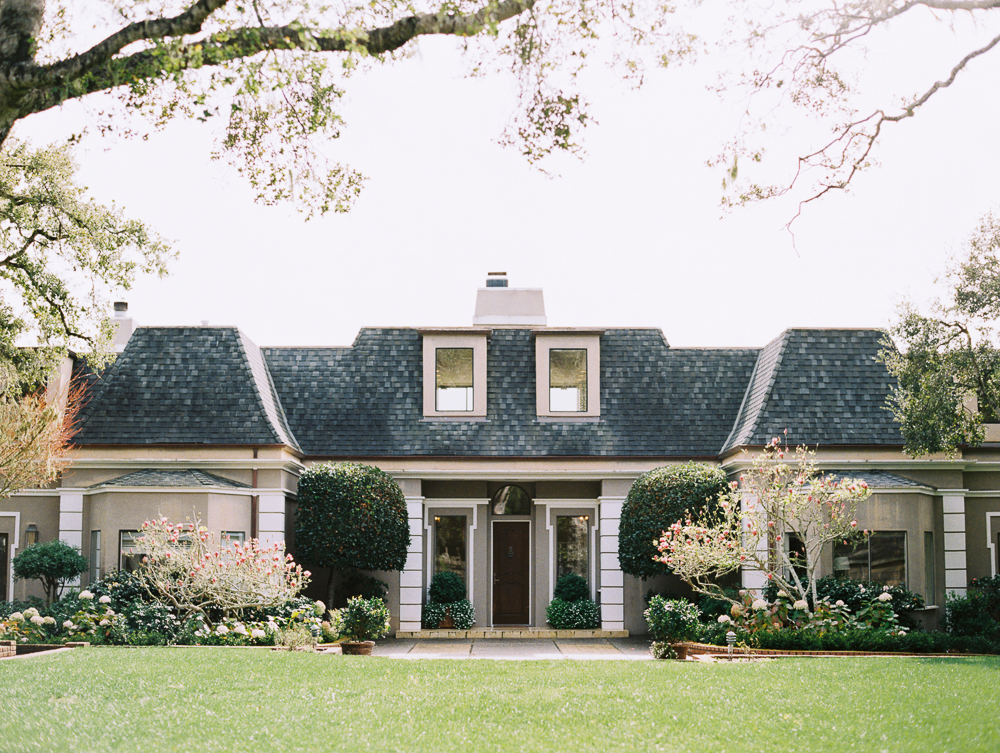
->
[619,463,729,578]
[428,571,466,604]
[546,598,600,629]
[11,540,89,605]
[945,576,1000,640]
[333,596,392,642]
[295,462,409,605]
[553,573,590,602]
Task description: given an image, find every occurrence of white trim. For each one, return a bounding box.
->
[537,500,599,602]
[423,500,482,604]
[490,518,533,627]
[0,511,21,602]
[64,458,304,473]
[78,485,287,496]
[987,512,1000,578]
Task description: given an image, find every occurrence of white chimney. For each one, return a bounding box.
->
[472,273,547,326]
[113,301,135,351]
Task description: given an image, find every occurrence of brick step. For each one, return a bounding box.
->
[396,628,629,639]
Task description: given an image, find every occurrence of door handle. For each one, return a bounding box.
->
[508,546,514,558]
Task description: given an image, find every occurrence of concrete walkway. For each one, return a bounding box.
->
[371,636,653,660]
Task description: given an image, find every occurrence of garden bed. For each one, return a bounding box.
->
[676,641,975,659]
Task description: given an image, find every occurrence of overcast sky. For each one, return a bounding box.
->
[24,8,1000,349]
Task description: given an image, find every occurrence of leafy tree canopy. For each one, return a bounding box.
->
[618,462,728,579]
[0,139,171,388]
[881,211,1000,456]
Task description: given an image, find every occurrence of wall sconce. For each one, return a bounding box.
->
[24,524,39,546]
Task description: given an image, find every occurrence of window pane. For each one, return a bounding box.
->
[833,539,869,581]
[549,349,587,412]
[492,485,531,515]
[120,530,143,572]
[434,516,467,584]
[924,531,935,605]
[786,532,807,584]
[90,530,101,583]
[223,531,245,544]
[557,516,589,580]
[436,348,474,411]
[869,531,906,587]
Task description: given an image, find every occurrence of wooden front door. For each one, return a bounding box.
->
[493,521,530,624]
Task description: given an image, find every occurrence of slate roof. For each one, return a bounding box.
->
[74,327,300,450]
[721,329,899,452]
[822,470,934,491]
[264,328,758,457]
[73,324,903,458]
[91,469,251,489]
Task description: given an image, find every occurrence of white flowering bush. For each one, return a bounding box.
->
[134,517,310,625]
[656,439,871,611]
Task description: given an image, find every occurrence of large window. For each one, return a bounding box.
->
[436,348,474,411]
[549,349,588,412]
[119,530,144,572]
[833,531,907,586]
[434,516,467,584]
[556,515,589,580]
[491,485,532,516]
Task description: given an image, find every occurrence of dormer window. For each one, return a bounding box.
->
[421,331,488,418]
[534,331,602,418]
[436,348,474,411]
[549,349,588,412]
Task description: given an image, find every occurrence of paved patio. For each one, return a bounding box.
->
[371,636,654,660]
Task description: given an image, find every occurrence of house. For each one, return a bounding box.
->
[3,274,998,634]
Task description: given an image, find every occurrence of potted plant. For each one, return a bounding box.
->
[644,596,702,660]
[421,572,476,630]
[333,596,391,655]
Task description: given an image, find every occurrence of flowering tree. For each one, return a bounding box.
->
[135,517,310,624]
[655,439,871,610]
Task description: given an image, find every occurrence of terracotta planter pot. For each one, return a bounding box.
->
[341,641,375,656]
[438,610,455,629]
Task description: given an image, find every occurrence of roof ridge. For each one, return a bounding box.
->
[721,330,790,452]
[234,330,301,452]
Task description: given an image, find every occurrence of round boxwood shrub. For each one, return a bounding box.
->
[11,540,89,605]
[295,463,409,603]
[428,571,466,604]
[644,596,702,642]
[553,573,590,602]
[619,463,729,578]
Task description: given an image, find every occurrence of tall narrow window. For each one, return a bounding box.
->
[924,532,936,605]
[434,516,467,584]
[90,531,102,583]
[0,533,7,602]
[436,348,474,411]
[550,349,587,412]
[556,516,589,580]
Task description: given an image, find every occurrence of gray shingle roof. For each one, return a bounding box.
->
[73,325,903,458]
[92,469,251,489]
[823,469,934,491]
[263,328,759,457]
[74,327,300,449]
[721,329,900,452]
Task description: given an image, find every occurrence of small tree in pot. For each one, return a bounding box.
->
[421,571,475,630]
[332,596,391,655]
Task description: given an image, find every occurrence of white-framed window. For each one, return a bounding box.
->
[421,331,488,417]
[90,531,101,583]
[119,530,144,572]
[534,332,601,417]
[223,531,246,544]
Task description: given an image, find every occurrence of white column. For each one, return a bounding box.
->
[740,493,768,595]
[598,497,625,631]
[942,490,969,597]
[398,496,425,631]
[58,490,84,588]
[257,493,286,550]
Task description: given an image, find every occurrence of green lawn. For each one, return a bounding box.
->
[1,649,998,752]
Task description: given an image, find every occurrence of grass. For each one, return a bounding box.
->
[1,649,999,752]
